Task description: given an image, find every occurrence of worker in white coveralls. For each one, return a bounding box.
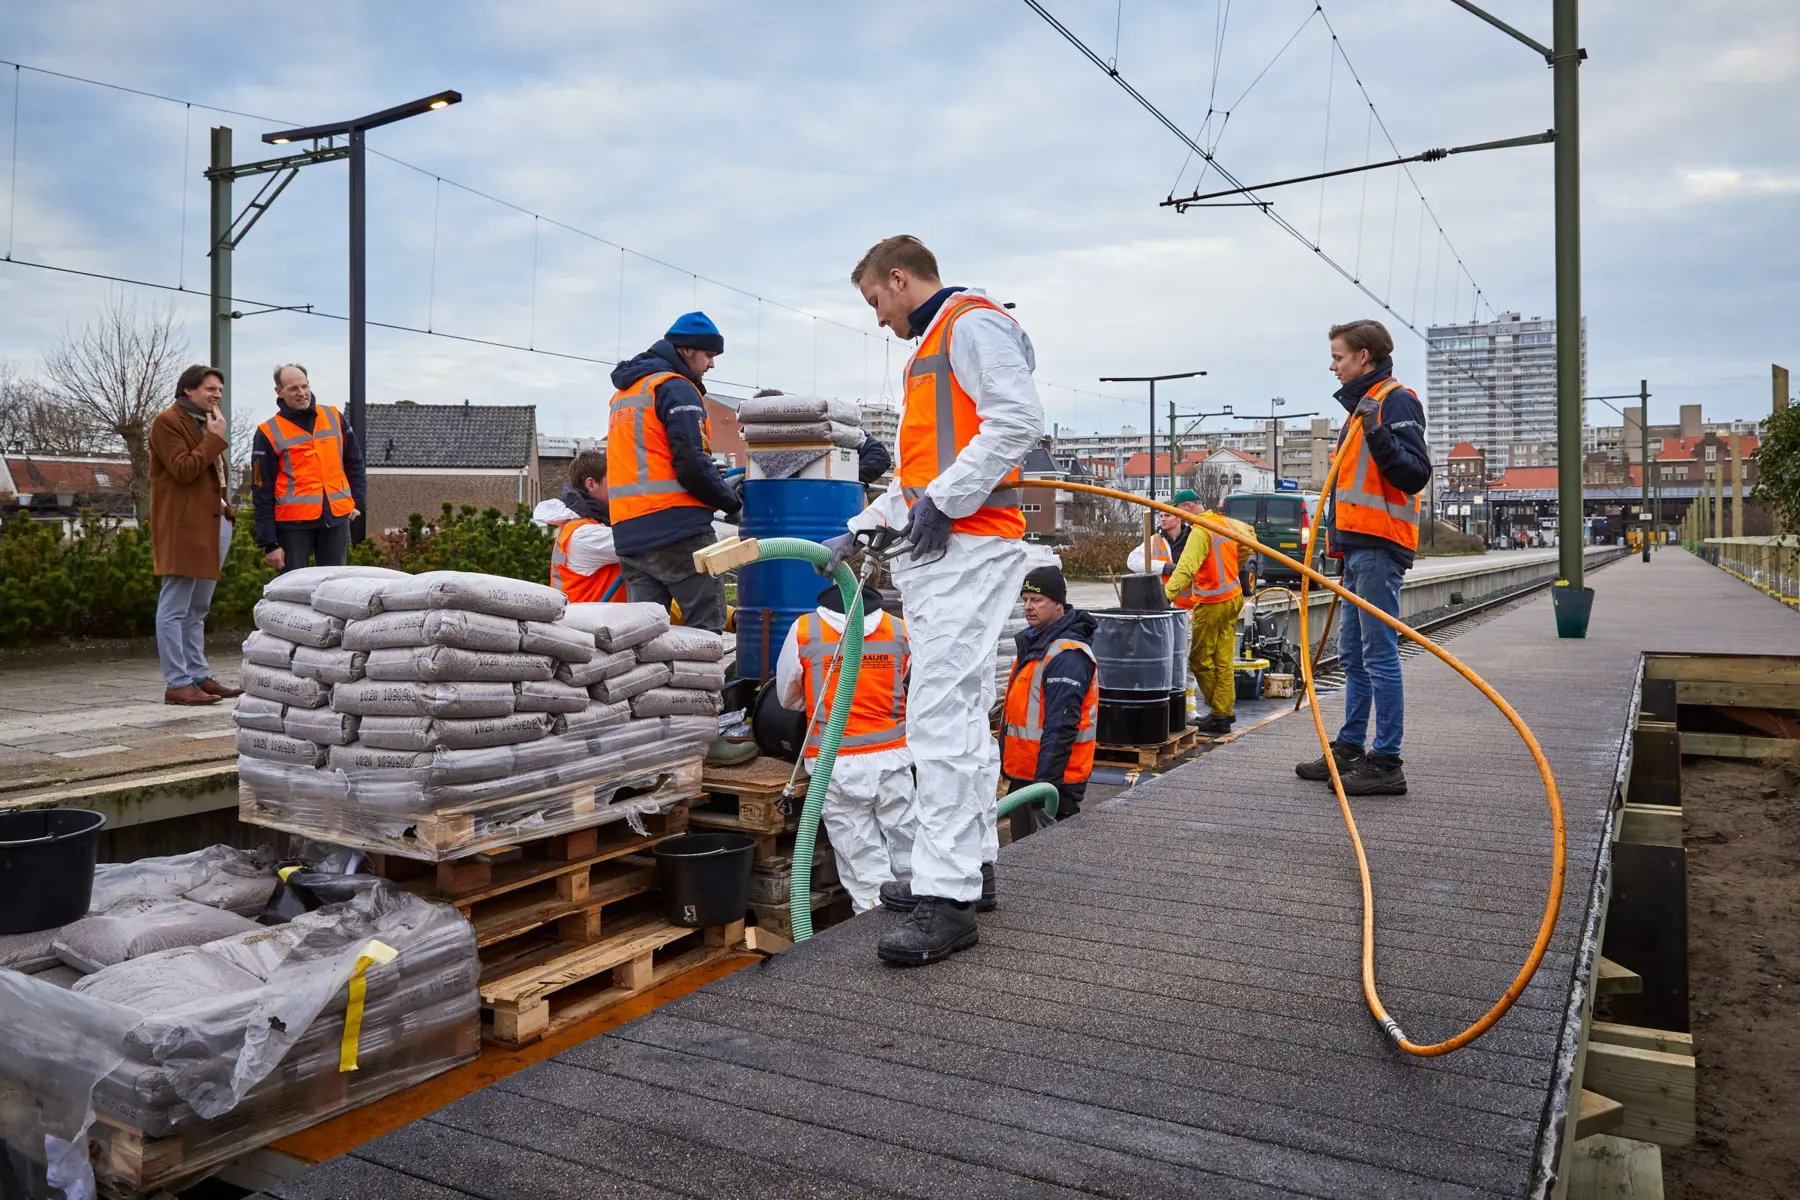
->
[775,583,917,912]
[822,234,1043,965]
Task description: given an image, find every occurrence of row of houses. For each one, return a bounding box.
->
[1445,428,1762,497]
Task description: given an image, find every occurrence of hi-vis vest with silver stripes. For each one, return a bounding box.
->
[606,371,714,524]
[1330,377,1422,550]
[258,404,354,523]
[796,611,907,757]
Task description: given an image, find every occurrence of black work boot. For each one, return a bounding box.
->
[979,862,997,913]
[1196,714,1235,736]
[876,897,979,966]
[878,879,918,913]
[1295,740,1365,782]
[1341,753,1408,796]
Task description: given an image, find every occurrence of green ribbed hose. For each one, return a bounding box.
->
[995,782,1060,820]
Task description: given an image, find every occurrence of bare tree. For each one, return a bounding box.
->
[1065,487,1136,537]
[1184,459,1233,510]
[42,297,190,523]
[0,360,111,455]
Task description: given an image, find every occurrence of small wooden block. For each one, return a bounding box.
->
[705,919,747,948]
[435,857,492,896]
[369,853,430,882]
[557,909,603,943]
[1619,804,1683,848]
[694,536,761,575]
[1596,956,1644,997]
[490,1001,549,1046]
[616,951,656,992]
[744,926,792,954]
[1574,1088,1625,1140]
[737,796,789,832]
[474,844,523,866]
[1585,1041,1696,1147]
[1591,1021,1694,1057]
[556,870,592,903]
[546,828,599,861]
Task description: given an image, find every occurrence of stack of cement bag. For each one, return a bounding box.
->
[735,394,865,449]
[233,569,719,856]
[0,872,477,1199]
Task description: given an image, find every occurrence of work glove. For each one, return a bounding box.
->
[1160,561,1176,579]
[817,531,858,579]
[1354,394,1381,434]
[903,494,953,560]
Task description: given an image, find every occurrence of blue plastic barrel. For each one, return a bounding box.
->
[736,477,866,680]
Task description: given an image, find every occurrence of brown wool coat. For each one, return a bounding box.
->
[148,404,230,579]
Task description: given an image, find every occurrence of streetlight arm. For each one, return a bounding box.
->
[263,90,462,143]
[1444,0,1554,62]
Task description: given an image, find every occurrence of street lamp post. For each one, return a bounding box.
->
[1229,398,1319,490]
[1099,370,1207,502]
[1588,382,1652,561]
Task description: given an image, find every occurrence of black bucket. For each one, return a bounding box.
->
[0,808,106,934]
[1119,572,1169,611]
[652,832,757,927]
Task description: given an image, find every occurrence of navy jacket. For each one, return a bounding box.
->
[251,401,367,551]
[856,432,891,485]
[608,341,741,556]
[1324,357,1432,569]
[1005,606,1099,812]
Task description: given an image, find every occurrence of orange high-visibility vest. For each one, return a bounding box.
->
[898,295,1025,539]
[607,371,715,524]
[258,404,354,523]
[795,610,908,758]
[1001,638,1099,783]
[1171,515,1254,608]
[550,518,625,603]
[1330,378,1422,550]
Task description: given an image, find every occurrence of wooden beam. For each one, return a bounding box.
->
[1618,805,1682,848]
[1680,731,1789,760]
[1584,1042,1696,1147]
[1590,1021,1694,1058]
[1563,1134,1664,1200]
[693,536,761,575]
[743,926,792,954]
[1675,679,1800,708]
[1627,721,1680,808]
[1645,654,1800,684]
[1574,1089,1625,1141]
[1596,957,1643,997]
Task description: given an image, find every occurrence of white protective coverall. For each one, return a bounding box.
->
[846,288,1043,903]
[530,497,619,576]
[776,606,917,911]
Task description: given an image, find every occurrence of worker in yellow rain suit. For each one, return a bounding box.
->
[1166,507,1255,735]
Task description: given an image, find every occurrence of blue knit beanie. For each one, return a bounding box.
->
[665,311,724,355]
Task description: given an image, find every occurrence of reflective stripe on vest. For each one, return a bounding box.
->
[551,519,625,603]
[259,404,355,523]
[898,295,1025,539]
[1001,638,1099,784]
[1178,517,1251,606]
[796,611,908,757]
[606,372,716,521]
[1330,378,1422,549]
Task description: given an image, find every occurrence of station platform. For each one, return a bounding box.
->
[251,551,1793,1199]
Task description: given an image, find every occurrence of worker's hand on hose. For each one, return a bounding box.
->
[1354,394,1381,433]
[817,531,857,578]
[903,495,952,560]
[1160,561,1175,579]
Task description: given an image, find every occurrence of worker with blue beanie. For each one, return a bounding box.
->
[607,311,741,631]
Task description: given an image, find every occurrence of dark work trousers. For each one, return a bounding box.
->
[276,522,351,573]
[619,531,727,632]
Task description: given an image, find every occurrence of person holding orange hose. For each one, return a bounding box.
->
[1296,319,1431,796]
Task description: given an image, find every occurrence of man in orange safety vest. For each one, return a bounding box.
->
[999,566,1099,841]
[252,363,365,572]
[533,448,625,603]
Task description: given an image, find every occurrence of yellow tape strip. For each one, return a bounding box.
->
[338,939,399,1073]
[278,865,303,882]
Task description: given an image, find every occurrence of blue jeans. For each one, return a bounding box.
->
[156,575,217,689]
[1335,547,1405,757]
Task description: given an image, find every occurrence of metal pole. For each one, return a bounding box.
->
[1148,378,1158,502]
[1553,0,1583,589]
[1639,379,1650,561]
[209,127,233,426]
[1731,433,1745,539]
[1168,398,1178,498]
[1272,417,1281,483]
[347,127,367,543]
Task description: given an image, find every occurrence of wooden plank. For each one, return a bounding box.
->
[694,535,761,574]
[1679,731,1788,759]
[1590,1022,1694,1058]
[1574,1089,1625,1141]
[1675,678,1800,708]
[468,859,659,948]
[744,926,793,954]
[481,918,693,1006]
[396,820,677,907]
[1626,722,1681,807]
[1584,1042,1695,1147]
[1645,653,1800,683]
[1564,1134,1664,1200]
[1618,805,1682,848]
[1595,957,1643,996]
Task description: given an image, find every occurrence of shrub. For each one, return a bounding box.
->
[1060,534,1140,580]
[1416,521,1487,556]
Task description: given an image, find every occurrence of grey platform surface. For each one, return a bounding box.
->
[263,554,1794,1200]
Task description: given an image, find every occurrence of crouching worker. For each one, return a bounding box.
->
[1000,566,1099,841]
[776,584,918,912]
[534,448,624,602]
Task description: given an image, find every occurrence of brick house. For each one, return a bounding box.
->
[0,454,137,525]
[1445,441,1486,492]
[1650,433,1759,488]
[363,402,538,533]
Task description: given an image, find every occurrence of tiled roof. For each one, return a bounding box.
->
[364,403,535,469]
[1488,466,1560,490]
[1448,441,1482,458]
[1020,445,1061,476]
[3,456,133,493]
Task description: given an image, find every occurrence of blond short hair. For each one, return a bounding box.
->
[850,235,940,287]
[1327,320,1393,362]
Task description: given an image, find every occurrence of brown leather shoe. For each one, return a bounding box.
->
[164,684,221,706]
[197,678,243,699]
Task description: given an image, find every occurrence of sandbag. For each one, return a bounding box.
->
[561,601,668,652]
[365,645,554,683]
[590,662,671,704]
[52,898,262,975]
[235,727,330,767]
[736,396,861,425]
[554,647,637,687]
[330,679,516,719]
[231,694,286,732]
[308,575,394,620]
[433,712,552,750]
[330,742,515,785]
[290,645,367,685]
[260,564,407,605]
[740,420,863,449]
[0,927,64,972]
[281,706,360,746]
[630,687,723,718]
[667,659,728,690]
[253,599,344,648]
[241,630,297,670]
[352,716,437,752]
[514,679,593,714]
[519,619,596,663]
[554,700,632,737]
[239,662,332,709]
[343,608,522,654]
[636,626,726,663]
[380,570,567,622]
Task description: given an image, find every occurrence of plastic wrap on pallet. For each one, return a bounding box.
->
[343,607,523,654]
[630,687,724,718]
[514,678,592,713]
[241,629,297,670]
[666,659,728,690]
[553,699,631,737]
[231,694,287,732]
[259,564,407,605]
[252,599,344,649]
[518,619,596,663]
[237,755,347,804]
[430,711,552,750]
[379,570,567,622]
[51,899,263,975]
[236,726,329,768]
[307,575,393,621]
[289,644,367,685]
[635,626,726,663]
[560,601,668,652]
[90,846,277,916]
[365,644,554,683]
[327,742,517,785]
[281,704,360,746]
[330,678,516,719]
[240,661,333,709]
[589,661,671,704]
[554,646,637,687]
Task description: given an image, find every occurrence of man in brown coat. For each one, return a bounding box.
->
[149,364,243,705]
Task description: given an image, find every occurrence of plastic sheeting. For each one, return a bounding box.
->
[364,646,553,684]
[329,679,516,719]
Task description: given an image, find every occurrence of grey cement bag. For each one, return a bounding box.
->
[52,898,262,975]
[740,420,863,448]
[434,712,552,749]
[590,662,671,704]
[290,645,367,685]
[736,396,862,425]
[519,619,596,663]
[309,575,394,620]
[235,726,330,767]
[667,660,727,690]
[365,645,554,683]
[353,716,437,752]
[630,687,723,718]
[561,601,668,652]
[554,700,631,737]
[330,679,516,719]
[330,742,515,784]
[240,662,332,709]
[231,694,286,732]
[343,608,522,653]
[554,647,637,687]
[281,706,360,746]
[515,679,593,713]
[381,570,567,622]
[253,599,344,648]
[260,564,407,605]
[636,627,725,663]
[242,630,297,670]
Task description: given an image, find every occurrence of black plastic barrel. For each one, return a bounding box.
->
[750,676,808,761]
[1098,693,1172,746]
[652,832,757,927]
[0,808,105,934]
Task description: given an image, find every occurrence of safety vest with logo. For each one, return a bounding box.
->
[550,519,625,603]
[1330,377,1422,551]
[899,295,1025,539]
[1001,639,1099,784]
[258,404,355,523]
[795,611,908,759]
[607,371,715,525]
[1170,515,1255,609]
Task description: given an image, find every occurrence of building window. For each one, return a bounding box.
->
[1704,446,1716,462]
[94,472,111,487]
[1022,503,1042,513]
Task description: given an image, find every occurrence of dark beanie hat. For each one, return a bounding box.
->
[666,311,724,355]
[816,583,885,616]
[1021,565,1067,606]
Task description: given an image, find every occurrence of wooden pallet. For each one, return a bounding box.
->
[698,756,805,833]
[479,912,745,1046]
[748,885,852,942]
[1094,726,1200,770]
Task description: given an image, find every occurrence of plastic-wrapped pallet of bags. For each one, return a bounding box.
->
[241,630,296,671]
[239,662,332,709]
[252,599,343,648]
[343,607,522,653]
[307,575,394,621]
[290,645,366,685]
[560,601,668,652]
[365,645,553,683]
[554,647,636,687]
[89,846,277,915]
[331,679,515,719]
[380,570,566,622]
[231,694,286,732]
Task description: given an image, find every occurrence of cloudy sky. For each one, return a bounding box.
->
[1,0,1794,443]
